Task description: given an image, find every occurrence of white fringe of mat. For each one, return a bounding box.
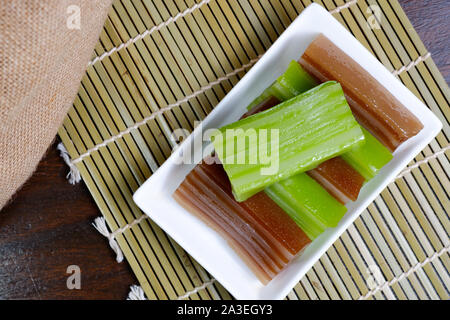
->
[126,278,218,301]
[57,143,81,185]
[127,285,147,300]
[92,217,124,263]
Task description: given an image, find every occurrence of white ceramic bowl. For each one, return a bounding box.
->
[133,3,442,300]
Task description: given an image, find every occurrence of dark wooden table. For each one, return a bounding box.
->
[1,0,449,300]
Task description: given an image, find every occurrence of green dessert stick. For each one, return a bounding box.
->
[276,60,318,98]
[265,173,347,240]
[341,127,393,180]
[247,60,317,110]
[247,60,391,182]
[251,61,391,182]
[211,81,365,202]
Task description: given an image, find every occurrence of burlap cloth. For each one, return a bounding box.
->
[0,0,113,209]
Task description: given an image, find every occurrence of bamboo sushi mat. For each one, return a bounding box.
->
[58,0,450,300]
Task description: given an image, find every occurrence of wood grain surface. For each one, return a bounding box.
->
[0,0,448,299]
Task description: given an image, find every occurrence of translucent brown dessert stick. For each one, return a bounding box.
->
[191,167,287,270]
[177,178,279,280]
[199,160,310,257]
[299,34,423,152]
[197,163,293,264]
[307,157,365,204]
[173,187,273,284]
[240,192,311,255]
[173,158,311,283]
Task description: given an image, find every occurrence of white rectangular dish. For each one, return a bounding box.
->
[133,3,442,300]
